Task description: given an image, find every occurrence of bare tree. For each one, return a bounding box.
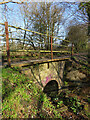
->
[20,2,65,50]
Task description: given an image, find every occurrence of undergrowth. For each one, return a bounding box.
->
[2,67,62,119]
[2,63,90,119]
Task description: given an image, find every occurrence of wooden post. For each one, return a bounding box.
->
[4,43,6,56]
[5,22,11,67]
[51,36,53,59]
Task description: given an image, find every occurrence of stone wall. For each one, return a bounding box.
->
[23,61,65,90]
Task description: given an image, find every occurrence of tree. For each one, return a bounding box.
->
[66,24,88,52]
[20,2,65,50]
[79,2,90,36]
[1,1,88,51]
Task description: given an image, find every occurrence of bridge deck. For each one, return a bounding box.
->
[10,56,70,67]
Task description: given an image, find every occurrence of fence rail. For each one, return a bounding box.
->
[2,50,70,53]
[0,22,73,66]
[0,22,70,42]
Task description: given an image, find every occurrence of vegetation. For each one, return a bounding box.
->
[2,61,90,119]
[1,2,88,52]
[66,25,88,53]
[18,2,66,50]
[1,1,89,119]
[79,2,90,36]
[71,55,90,75]
[2,67,63,118]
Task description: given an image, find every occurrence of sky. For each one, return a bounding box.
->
[0,1,88,45]
[42,0,89,1]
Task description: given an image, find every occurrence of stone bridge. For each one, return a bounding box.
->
[17,58,70,93]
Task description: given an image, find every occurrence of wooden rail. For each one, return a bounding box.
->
[2,50,70,53]
[11,57,70,67]
[2,21,72,67]
[0,22,70,42]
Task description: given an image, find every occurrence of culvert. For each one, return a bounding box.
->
[43,80,58,97]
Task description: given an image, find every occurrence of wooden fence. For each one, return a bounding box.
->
[0,22,73,66]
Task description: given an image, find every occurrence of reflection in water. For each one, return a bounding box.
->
[43,80,58,98]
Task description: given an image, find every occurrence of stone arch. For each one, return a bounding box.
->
[43,80,59,97]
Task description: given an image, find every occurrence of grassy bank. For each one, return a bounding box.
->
[2,57,90,119]
[2,67,62,118]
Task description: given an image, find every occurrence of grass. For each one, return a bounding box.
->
[2,56,90,119]
[56,93,83,114]
[2,67,62,119]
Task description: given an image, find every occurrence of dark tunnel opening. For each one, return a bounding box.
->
[43,80,58,98]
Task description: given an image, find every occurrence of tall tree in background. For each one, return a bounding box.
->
[79,2,90,36]
[67,24,88,52]
[1,1,88,51]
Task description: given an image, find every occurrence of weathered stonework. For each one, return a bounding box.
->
[27,61,65,90]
